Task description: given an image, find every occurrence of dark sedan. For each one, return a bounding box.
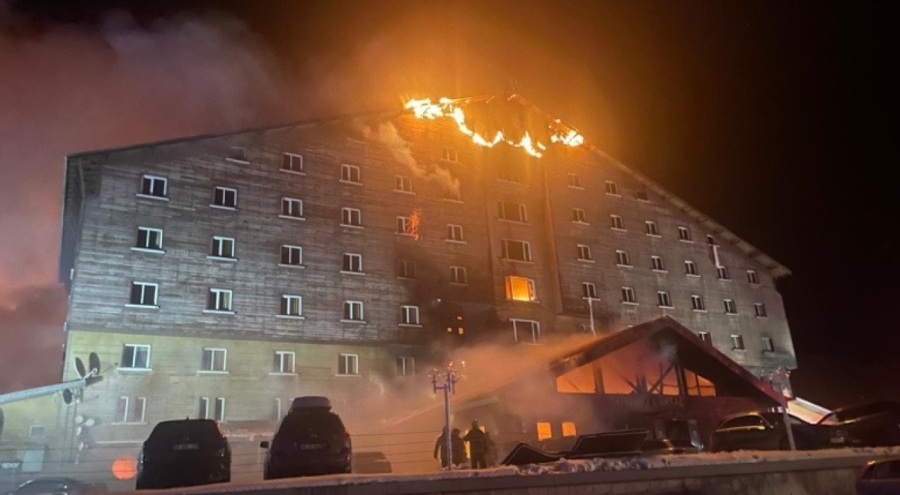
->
[856,457,900,495]
[710,411,832,452]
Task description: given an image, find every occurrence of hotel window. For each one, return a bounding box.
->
[447,224,464,242]
[273,398,283,421]
[227,146,248,162]
[678,226,692,242]
[341,207,362,227]
[762,337,775,352]
[395,175,413,193]
[450,265,468,284]
[621,286,636,304]
[651,255,666,271]
[207,288,233,312]
[214,397,226,422]
[116,396,146,424]
[201,348,227,372]
[280,245,303,266]
[635,187,649,201]
[572,208,587,223]
[198,397,209,419]
[717,266,730,280]
[341,163,361,184]
[441,146,458,162]
[396,356,415,376]
[724,299,737,314]
[615,249,631,266]
[398,260,416,279]
[396,216,414,235]
[120,344,151,369]
[610,215,624,230]
[605,180,619,195]
[140,174,168,198]
[280,197,303,219]
[338,353,359,375]
[512,319,541,344]
[505,276,537,302]
[747,270,760,285]
[645,221,660,236]
[400,305,420,325]
[731,334,745,351]
[698,331,712,344]
[129,282,158,307]
[582,282,597,299]
[281,152,304,173]
[754,303,768,317]
[273,351,295,374]
[280,295,302,317]
[536,422,552,441]
[210,236,235,259]
[568,173,583,188]
[685,260,699,276]
[343,300,364,321]
[562,422,577,437]
[502,239,533,262]
[657,291,672,308]
[135,227,163,251]
[342,253,363,273]
[691,295,706,311]
[577,244,593,262]
[212,186,237,208]
[498,201,527,222]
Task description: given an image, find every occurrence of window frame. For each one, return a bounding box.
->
[340,163,362,184]
[651,255,666,272]
[645,220,660,237]
[280,245,303,267]
[120,344,151,370]
[572,208,588,224]
[273,350,296,374]
[724,299,737,315]
[446,224,465,242]
[505,276,537,302]
[212,186,237,209]
[281,152,304,174]
[116,396,147,424]
[677,226,693,242]
[747,270,760,285]
[280,197,304,220]
[582,282,598,299]
[717,266,731,280]
[338,353,360,376]
[577,244,593,262]
[450,265,468,284]
[657,291,673,308]
[341,207,362,227]
[498,201,528,223]
[400,305,421,326]
[396,356,415,376]
[684,260,699,277]
[394,175,413,193]
[139,174,168,199]
[342,253,364,274]
[398,259,417,279]
[206,288,234,313]
[396,216,414,236]
[128,281,158,307]
[511,319,541,344]
[279,294,303,318]
[762,336,775,352]
[690,294,706,312]
[604,180,620,196]
[754,302,768,317]
[731,334,746,351]
[342,300,365,322]
[209,236,236,260]
[567,173,583,189]
[610,214,625,230]
[134,226,164,252]
[441,146,459,162]
[621,286,637,304]
[698,331,712,344]
[501,239,533,262]
[200,348,227,373]
[227,146,248,163]
[615,249,631,267]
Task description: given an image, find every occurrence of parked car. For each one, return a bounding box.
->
[5,478,106,495]
[351,451,392,474]
[135,418,231,489]
[855,457,900,495]
[710,411,832,451]
[818,401,900,447]
[639,438,703,456]
[260,396,352,479]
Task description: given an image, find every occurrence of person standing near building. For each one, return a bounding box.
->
[433,426,451,469]
[451,428,467,468]
[464,420,488,469]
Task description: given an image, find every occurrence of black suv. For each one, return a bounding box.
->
[135,419,231,489]
[261,396,351,478]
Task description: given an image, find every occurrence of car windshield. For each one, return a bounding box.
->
[278,411,344,435]
[146,420,222,443]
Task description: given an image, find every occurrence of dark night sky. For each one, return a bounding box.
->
[1,1,896,406]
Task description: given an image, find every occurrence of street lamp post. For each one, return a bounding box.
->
[431,364,461,470]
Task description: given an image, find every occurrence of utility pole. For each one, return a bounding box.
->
[431,364,461,470]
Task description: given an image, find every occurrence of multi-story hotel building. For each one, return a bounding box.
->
[57,96,795,456]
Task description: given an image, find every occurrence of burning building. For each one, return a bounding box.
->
[47,94,795,477]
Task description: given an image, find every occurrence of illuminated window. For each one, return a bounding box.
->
[280,245,303,266]
[212,186,237,209]
[605,180,619,195]
[684,370,716,396]
[572,208,587,223]
[577,244,592,261]
[747,270,760,285]
[698,331,711,344]
[610,214,625,230]
[227,146,247,162]
[724,299,737,314]
[754,303,768,317]
[717,266,730,280]
[450,265,468,284]
[396,356,415,376]
[140,174,168,198]
[678,226,692,242]
[498,201,527,222]
[582,282,597,299]
[684,260,699,276]
[400,305,420,325]
[395,175,413,193]
[441,146,458,162]
[121,344,150,369]
[731,334,745,351]
[116,396,146,424]
[396,216,414,235]
[135,227,163,251]
[210,236,235,259]
[512,319,540,343]
[615,249,631,266]
[201,348,227,372]
[129,282,158,307]
[280,295,302,317]
[447,224,464,242]
[207,288,233,312]
[690,294,706,311]
[621,286,636,304]
[280,197,303,219]
[273,351,295,374]
[341,163,361,184]
[341,207,362,227]
[567,173,583,188]
[342,253,363,273]
[562,422,577,436]
[502,239,533,262]
[505,276,536,301]
[657,291,672,308]
[338,353,359,375]
[343,300,364,321]
[281,152,303,173]
[762,337,775,352]
[536,422,552,441]
[645,221,660,236]
[651,255,666,271]
[398,259,416,278]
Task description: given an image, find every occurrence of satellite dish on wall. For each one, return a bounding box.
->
[74,358,86,378]
[88,353,101,375]
[63,389,73,405]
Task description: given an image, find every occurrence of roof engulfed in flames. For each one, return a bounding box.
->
[404,94,584,158]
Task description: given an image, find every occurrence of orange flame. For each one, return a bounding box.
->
[404,97,584,158]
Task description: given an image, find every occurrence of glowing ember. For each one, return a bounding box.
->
[404,96,584,158]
